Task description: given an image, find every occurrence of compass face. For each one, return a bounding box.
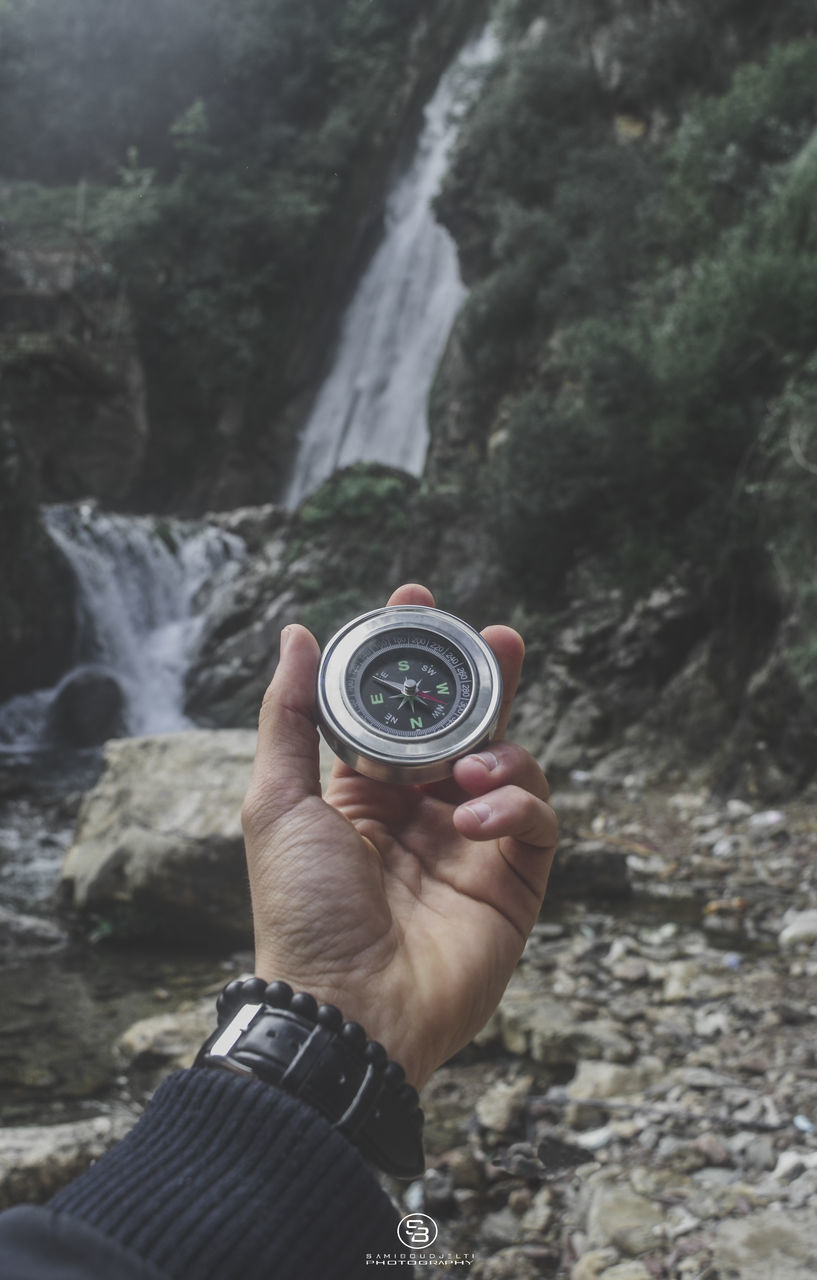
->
[349,629,473,739]
[317,605,502,785]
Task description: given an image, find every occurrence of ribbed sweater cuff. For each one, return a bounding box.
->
[50,1068,406,1280]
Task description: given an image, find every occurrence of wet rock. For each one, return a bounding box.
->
[0,906,67,958]
[184,545,294,728]
[60,730,256,942]
[47,666,126,747]
[0,1108,138,1208]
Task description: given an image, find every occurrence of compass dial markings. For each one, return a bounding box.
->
[345,627,474,739]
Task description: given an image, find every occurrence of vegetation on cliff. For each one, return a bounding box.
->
[430,0,817,782]
[0,0,480,510]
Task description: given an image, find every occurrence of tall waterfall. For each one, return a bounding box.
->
[0,505,244,750]
[283,26,498,510]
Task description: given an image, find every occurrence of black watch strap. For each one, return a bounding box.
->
[195,979,425,1180]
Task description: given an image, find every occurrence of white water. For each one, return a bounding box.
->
[0,504,245,749]
[283,26,499,509]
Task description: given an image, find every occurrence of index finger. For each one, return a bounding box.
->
[481,624,524,740]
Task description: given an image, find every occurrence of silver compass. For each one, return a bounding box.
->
[317,604,502,785]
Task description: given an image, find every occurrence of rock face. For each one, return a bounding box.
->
[186,467,426,727]
[60,730,256,942]
[0,242,148,507]
[0,420,76,703]
[183,491,817,797]
[0,235,147,704]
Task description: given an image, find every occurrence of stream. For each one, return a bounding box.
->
[0,17,499,1131]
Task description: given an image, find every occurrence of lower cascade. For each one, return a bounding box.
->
[0,504,245,751]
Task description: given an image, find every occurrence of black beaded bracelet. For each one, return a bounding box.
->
[194,978,425,1180]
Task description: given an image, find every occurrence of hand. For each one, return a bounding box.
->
[241,583,557,1088]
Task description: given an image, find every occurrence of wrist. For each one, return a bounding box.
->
[195,978,426,1179]
[253,962,431,1089]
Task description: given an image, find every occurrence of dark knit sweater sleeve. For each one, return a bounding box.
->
[43,1067,408,1279]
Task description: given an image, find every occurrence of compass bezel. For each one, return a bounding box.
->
[317,605,503,784]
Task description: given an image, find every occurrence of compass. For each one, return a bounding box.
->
[317,604,502,785]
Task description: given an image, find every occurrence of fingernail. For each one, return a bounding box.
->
[280,626,292,654]
[466,801,492,825]
[471,751,498,771]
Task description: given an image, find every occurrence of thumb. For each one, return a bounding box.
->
[245,624,322,824]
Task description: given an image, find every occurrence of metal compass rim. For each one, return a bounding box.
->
[317,604,502,785]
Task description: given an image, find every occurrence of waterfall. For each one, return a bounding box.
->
[283,26,499,510]
[0,504,245,750]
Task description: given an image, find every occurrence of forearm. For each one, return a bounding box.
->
[29,1069,405,1279]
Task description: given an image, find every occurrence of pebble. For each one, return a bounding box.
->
[475,1074,533,1135]
[572,1249,620,1280]
[10,781,817,1276]
[584,1179,664,1255]
[779,909,817,948]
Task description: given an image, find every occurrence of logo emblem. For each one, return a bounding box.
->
[397,1213,438,1249]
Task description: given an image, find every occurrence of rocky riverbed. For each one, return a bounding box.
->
[1,750,816,1278]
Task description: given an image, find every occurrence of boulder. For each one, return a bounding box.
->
[547,840,632,900]
[47,666,126,747]
[778,909,817,949]
[60,730,256,942]
[116,1000,215,1071]
[476,972,634,1066]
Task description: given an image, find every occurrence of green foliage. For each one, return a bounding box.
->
[439,8,817,640]
[299,589,374,648]
[300,466,413,531]
[661,39,817,252]
[749,357,817,692]
[295,465,419,643]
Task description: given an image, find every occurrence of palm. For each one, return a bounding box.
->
[251,760,538,1085]
[244,584,556,1086]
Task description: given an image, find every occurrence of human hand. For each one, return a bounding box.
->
[241,583,557,1088]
